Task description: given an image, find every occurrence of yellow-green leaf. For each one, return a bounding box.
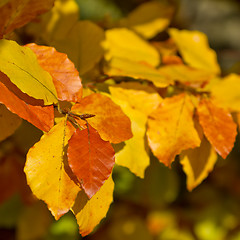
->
[169,28,220,74]
[0,40,58,105]
[0,104,22,142]
[210,74,240,112]
[180,137,218,191]
[72,175,114,237]
[103,28,160,67]
[105,57,171,88]
[24,120,80,220]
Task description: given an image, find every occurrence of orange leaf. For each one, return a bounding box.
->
[0,0,54,38]
[197,98,237,159]
[26,43,82,102]
[71,93,132,143]
[147,94,201,166]
[67,124,115,199]
[0,76,54,132]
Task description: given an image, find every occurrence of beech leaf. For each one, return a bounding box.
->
[0,0,54,37]
[0,39,58,105]
[72,93,132,144]
[147,94,201,166]
[169,28,220,74]
[197,98,237,159]
[26,44,82,103]
[67,124,115,199]
[72,175,114,237]
[24,120,80,220]
[180,137,218,191]
[0,104,22,141]
[0,74,54,132]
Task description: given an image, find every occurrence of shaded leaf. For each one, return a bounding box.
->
[71,175,114,237]
[180,137,218,191]
[105,57,172,88]
[169,28,220,74]
[197,98,237,159]
[0,0,54,37]
[72,93,132,143]
[67,124,115,199]
[26,43,82,103]
[24,120,80,220]
[0,104,22,141]
[210,74,240,112]
[0,74,54,132]
[51,20,105,75]
[0,40,58,105]
[147,94,201,166]
[103,28,160,67]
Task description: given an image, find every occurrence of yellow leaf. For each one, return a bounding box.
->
[0,40,58,105]
[147,94,201,166]
[0,104,22,142]
[210,74,240,112]
[71,175,114,237]
[51,20,105,75]
[103,28,160,67]
[169,28,220,74]
[180,137,218,191]
[24,120,80,220]
[105,57,171,88]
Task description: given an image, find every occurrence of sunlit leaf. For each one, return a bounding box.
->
[71,175,114,237]
[0,40,58,105]
[0,104,21,141]
[210,74,240,112]
[169,28,220,74]
[105,57,171,88]
[24,120,80,220]
[51,20,105,75]
[71,93,132,144]
[197,98,237,159]
[0,74,54,132]
[26,43,82,103]
[0,0,54,37]
[67,124,115,199]
[103,28,160,67]
[147,94,201,166]
[180,137,218,191]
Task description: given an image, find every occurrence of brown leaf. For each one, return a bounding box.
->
[197,98,237,159]
[71,93,132,143]
[147,94,201,166]
[0,0,54,38]
[26,43,82,102]
[67,124,115,199]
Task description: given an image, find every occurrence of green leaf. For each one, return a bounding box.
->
[0,39,58,105]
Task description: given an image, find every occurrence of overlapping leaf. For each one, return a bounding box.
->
[0,0,54,37]
[26,43,82,103]
[24,120,80,220]
[147,94,201,166]
[0,73,54,132]
[180,137,218,191]
[71,93,132,144]
[67,124,115,199]
[197,98,237,159]
[72,175,114,236]
[0,40,58,105]
[0,104,22,141]
[169,28,221,74]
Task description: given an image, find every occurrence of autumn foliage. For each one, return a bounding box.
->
[0,0,240,238]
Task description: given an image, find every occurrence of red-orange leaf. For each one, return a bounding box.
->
[71,93,132,143]
[0,75,54,132]
[26,43,82,102]
[197,98,237,159]
[67,124,115,199]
